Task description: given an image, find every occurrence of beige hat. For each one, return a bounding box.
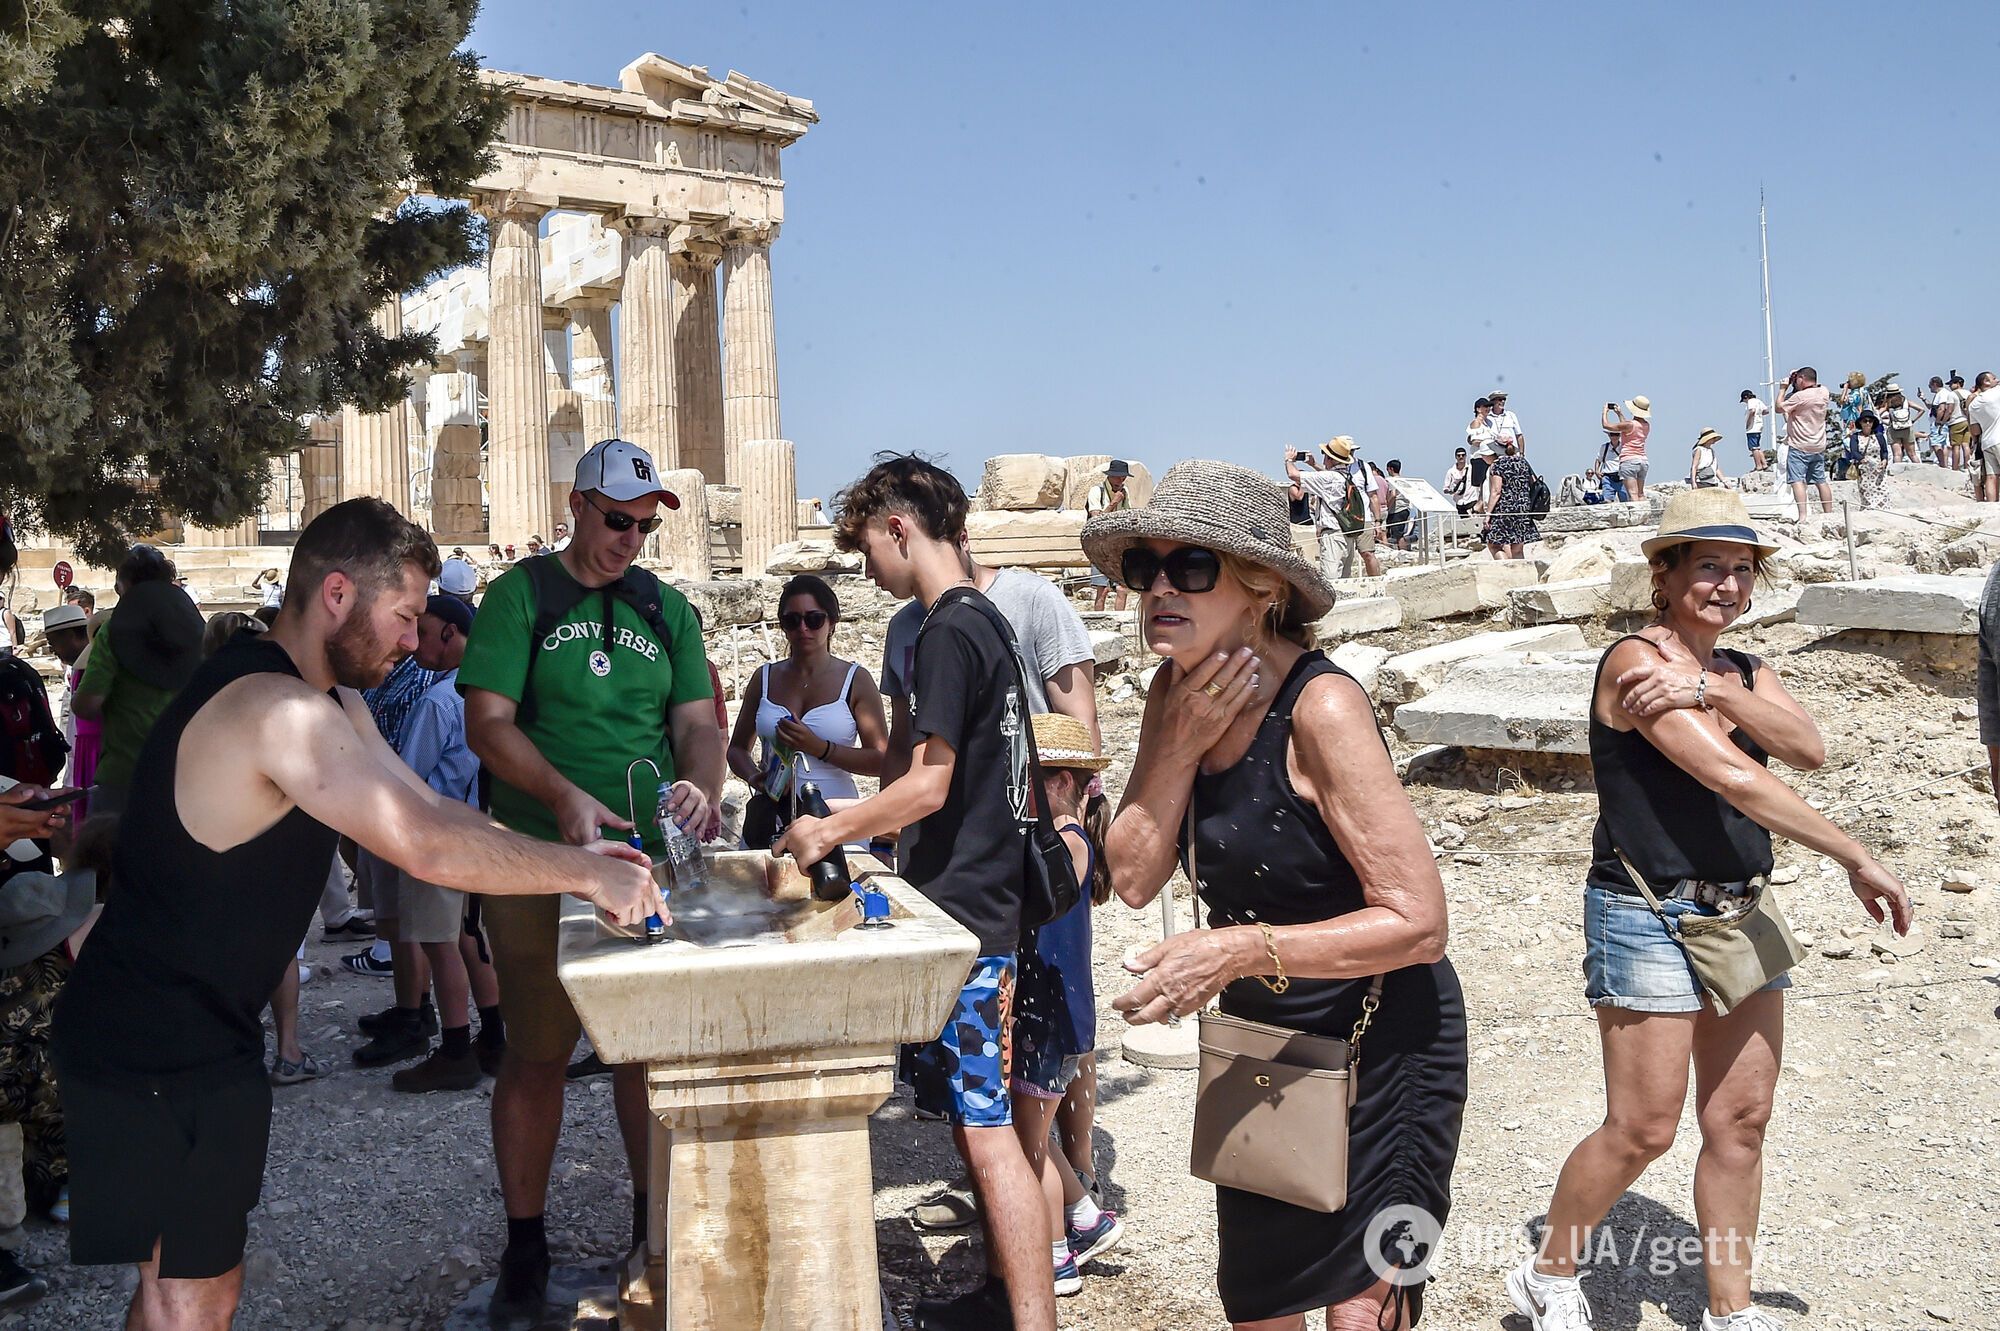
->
[1081,459,1335,626]
[1627,396,1652,420]
[1641,490,1779,560]
[1694,427,1724,449]
[1320,436,1355,464]
[1031,713,1107,772]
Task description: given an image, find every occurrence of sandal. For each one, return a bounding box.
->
[270,1051,330,1086]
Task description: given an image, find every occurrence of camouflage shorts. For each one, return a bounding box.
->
[901,954,1015,1127]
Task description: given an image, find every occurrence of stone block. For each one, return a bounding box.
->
[1508,576,1611,625]
[764,540,861,576]
[1607,557,1655,613]
[976,454,1068,511]
[1378,624,1590,706]
[1088,629,1125,671]
[1330,642,1390,697]
[706,485,742,525]
[1383,560,1541,622]
[1393,655,1598,755]
[1543,540,1618,584]
[1312,596,1401,643]
[1060,456,1157,510]
[670,579,766,629]
[1796,576,1983,635]
[1735,585,1802,629]
[965,509,1088,568]
[1539,500,1659,534]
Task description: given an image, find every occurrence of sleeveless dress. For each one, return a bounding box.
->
[753,660,863,802]
[1181,651,1468,1324]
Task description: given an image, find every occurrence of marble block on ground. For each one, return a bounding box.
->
[1313,595,1402,642]
[1378,625,1589,706]
[1393,655,1597,755]
[1796,575,1983,635]
[1383,560,1541,622]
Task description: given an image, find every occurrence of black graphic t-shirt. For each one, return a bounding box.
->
[906,595,1029,954]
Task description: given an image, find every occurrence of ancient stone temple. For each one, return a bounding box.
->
[195,53,814,561]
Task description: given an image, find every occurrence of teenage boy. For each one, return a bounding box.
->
[777,454,1054,1331]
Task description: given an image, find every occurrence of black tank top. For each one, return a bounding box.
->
[1587,636,1773,894]
[55,636,341,1085]
[1180,651,1383,1037]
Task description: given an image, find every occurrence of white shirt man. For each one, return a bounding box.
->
[1488,395,1525,453]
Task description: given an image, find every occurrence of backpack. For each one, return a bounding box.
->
[516,554,676,725]
[1527,470,1552,518]
[0,656,67,787]
[1332,475,1368,536]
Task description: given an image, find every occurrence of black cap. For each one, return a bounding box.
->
[424,593,475,635]
[1106,459,1132,478]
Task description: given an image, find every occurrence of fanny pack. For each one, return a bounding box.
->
[1614,849,1805,1015]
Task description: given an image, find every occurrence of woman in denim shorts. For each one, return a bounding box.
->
[1507,491,1912,1331]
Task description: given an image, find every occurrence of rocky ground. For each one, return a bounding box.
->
[13,532,2000,1330]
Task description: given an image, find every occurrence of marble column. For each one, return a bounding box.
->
[484,202,553,544]
[740,438,796,577]
[338,296,413,515]
[722,225,782,463]
[301,416,341,526]
[671,239,727,481]
[425,373,485,539]
[655,468,711,580]
[547,389,587,529]
[616,218,679,469]
[568,298,620,448]
[543,309,573,392]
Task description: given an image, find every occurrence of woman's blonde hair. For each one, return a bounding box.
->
[1217,549,1308,647]
[1845,371,1866,390]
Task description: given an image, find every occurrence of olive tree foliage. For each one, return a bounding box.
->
[0,0,505,562]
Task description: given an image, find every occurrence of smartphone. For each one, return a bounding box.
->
[15,787,87,811]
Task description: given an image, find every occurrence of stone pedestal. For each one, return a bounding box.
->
[618,219,679,469]
[671,241,726,482]
[740,439,796,579]
[339,296,414,514]
[651,469,710,580]
[486,201,554,543]
[722,227,781,461]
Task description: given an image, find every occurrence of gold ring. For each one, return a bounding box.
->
[1203,681,1225,698]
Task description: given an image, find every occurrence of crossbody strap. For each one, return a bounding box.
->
[919,588,1058,840]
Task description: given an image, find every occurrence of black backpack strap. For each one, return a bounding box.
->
[612,565,675,657]
[923,588,1058,838]
[517,556,679,727]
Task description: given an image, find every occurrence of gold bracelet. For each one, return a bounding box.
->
[1254,921,1289,994]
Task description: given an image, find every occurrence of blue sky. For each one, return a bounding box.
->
[469,1,1996,501]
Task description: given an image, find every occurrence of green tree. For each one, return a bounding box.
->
[0,0,504,562]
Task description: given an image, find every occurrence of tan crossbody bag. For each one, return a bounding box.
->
[1612,849,1805,1016]
[1185,800,1383,1213]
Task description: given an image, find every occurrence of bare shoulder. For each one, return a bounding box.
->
[1291,668,1377,745]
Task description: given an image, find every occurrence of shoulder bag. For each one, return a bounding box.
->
[1611,849,1805,1016]
[1184,794,1382,1213]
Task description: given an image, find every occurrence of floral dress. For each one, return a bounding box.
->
[1485,455,1540,547]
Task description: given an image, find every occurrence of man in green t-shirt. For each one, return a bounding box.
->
[73,548,203,815]
[458,437,724,1314]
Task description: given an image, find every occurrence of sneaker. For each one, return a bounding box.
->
[912,1277,1012,1330]
[391,1045,482,1093]
[352,1018,428,1067]
[1703,1311,1784,1331]
[1052,1252,1081,1297]
[340,949,394,978]
[270,1051,330,1085]
[322,915,376,941]
[492,1239,550,1316]
[0,1249,48,1311]
[1505,1254,1592,1331]
[359,1000,437,1038]
[565,1050,612,1081]
[910,1175,981,1232]
[1066,1210,1123,1266]
[477,1027,507,1078]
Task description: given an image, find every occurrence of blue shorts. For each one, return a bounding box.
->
[1583,884,1791,1013]
[1746,432,1763,453]
[1785,449,1828,485]
[902,954,1015,1126]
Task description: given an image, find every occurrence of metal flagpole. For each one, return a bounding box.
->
[1761,189,1778,414]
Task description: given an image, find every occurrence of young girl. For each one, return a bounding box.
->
[1010,713,1122,1297]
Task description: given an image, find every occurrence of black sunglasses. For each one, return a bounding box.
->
[1120,545,1221,594]
[778,609,829,632]
[580,491,663,535]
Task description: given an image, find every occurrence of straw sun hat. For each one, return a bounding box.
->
[1626,396,1652,420]
[1320,435,1355,464]
[1080,459,1336,625]
[1031,712,1108,772]
[1640,489,1779,560]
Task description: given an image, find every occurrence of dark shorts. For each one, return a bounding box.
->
[901,954,1015,1127]
[480,892,584,1063]
[60,1062,271,1279]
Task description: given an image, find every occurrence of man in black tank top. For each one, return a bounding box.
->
[52,499,658,1330]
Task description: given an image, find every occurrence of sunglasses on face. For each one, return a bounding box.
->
[581,492,663,535]
[1120,545,1221,594]
[779,610,829,632]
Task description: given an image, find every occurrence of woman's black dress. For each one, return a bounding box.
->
[1182,651,1468,1324]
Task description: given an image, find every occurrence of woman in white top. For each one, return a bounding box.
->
[1689,427,1727,489]
[727,576,889,835]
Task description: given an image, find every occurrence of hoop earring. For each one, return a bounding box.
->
[1651,588,1670,612]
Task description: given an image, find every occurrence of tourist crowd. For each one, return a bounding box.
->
[0,437,1928,1331]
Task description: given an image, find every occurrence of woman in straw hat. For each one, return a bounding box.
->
[1600,396,1653,501]
[1084,461,1465,1330]
[1688,427,1728,490]
[1508,490,1910,1331]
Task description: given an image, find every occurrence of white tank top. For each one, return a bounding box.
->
[754,661,863,803]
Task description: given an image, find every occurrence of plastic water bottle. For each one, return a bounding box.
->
[658,782,709,896]
[796,781,853,902]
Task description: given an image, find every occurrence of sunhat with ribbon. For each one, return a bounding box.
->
[1031,712,1108,772]
[0,868,95,970]
[1319,436,1355,464]
[1640,489,1779,560]
[1627,396,1652,420]
[1081,459,1335,625]
[1695,427,1724,449]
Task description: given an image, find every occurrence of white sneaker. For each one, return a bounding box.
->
[1702,1309,1782,1331]
[1505,1254,1593,1331]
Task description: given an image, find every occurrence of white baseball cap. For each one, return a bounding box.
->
[574,438,680,509]
[437,557,478,596]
